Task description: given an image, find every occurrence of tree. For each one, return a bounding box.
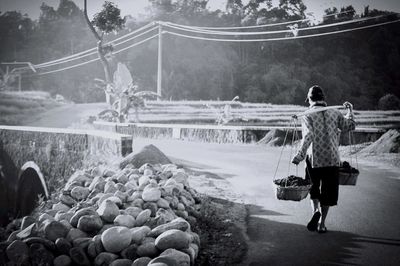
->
[83,0,125,104]
[378,94,400,110]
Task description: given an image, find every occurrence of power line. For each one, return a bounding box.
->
[35,34,159,76]
[33,26,158,69]
[163,15,385,36]
[163,18,400,42]
[33,22,156,68]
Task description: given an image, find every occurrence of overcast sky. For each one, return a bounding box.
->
[1,0,399,20]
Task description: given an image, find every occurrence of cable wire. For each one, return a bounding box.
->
[35,34,159,76]
[163,18,400,42]
[163,15,385,36]
[33,22,156,68]
[33,26,159,69]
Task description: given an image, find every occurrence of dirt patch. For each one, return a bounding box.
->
[119,144,172,169]
[360,129,400,154]
[194,196,248,266]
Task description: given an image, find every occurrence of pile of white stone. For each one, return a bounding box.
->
[2,162,202,266]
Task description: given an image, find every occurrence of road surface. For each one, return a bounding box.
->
[131,138,400,266]
[25,103,400,266]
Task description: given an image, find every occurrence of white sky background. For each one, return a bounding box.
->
[0,0,399,21]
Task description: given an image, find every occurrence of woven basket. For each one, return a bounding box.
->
[338,170,359,186]
[274,184,312,201]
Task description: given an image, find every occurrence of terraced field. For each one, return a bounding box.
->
[131,101,400,129]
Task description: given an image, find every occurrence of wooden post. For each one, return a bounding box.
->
[157,23,163,100]
[18,74,21,91]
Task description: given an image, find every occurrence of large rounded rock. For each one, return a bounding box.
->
[71,186,90,201]
[114,191,128,203]
[55,238,72,255]
[132,198,144,208]
[156,198,170,209]
[159,248,190,266]
[114,214,135,228]
[66,228,88,242]
[89,176,106,191]
[69,247,90,266]
[70,207,97,227]
[125,181,138,191]
[124,207,142,218]
[6,240,29,264]
[121,244,138,260]
[149,218,190,237]
[39,213,54,223]
[104,196,123,207]
[59,219,73,231]
[53,202,71,212]
[55,211,74,222]
[143,202,158,217]
[130,226,151,244]
[155,230,190,251]
[54,254,72,266]
[101,226,132,253]
[148,256,179,266]
[60,194,76,207]
[132,257,152,266]
[135,209,152,226]
[104,181,117,194]
[138,175,151,190]
[94,252,119,266]
[77,215,103,232]
[137,241,158,257]
[30,243,55,266]
[155,209,176,225]
[97,200,120,223]
[98,193,114,205]
[87,242,97,259]
[43,220,69,241]
[72,237,92,249]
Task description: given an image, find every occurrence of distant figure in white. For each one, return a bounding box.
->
[208,96,247,125]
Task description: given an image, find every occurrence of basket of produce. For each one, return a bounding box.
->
[339,161,359,186]
[273,175,312,201]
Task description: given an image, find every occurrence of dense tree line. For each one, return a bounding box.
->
[0,0,399,109]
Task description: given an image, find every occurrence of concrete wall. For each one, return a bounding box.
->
[93,121,385,145]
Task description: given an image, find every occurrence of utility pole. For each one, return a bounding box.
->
[157,22,163,100]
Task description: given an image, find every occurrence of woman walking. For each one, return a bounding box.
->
[292,85,355,233]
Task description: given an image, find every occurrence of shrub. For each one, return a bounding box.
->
[378,94,400,110]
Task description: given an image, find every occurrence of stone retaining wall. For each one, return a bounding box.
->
[0,126,133,222]
[0,126,132,191]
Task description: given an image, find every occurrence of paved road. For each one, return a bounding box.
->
[25,103,106,128]
[25,104,400,265]
[132,138,400,266]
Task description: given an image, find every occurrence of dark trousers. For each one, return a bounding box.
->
[306,157,339,206]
